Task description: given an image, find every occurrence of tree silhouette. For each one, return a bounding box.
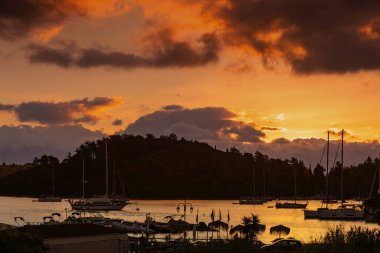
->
[0,134,378,199]
[230,214,266,241]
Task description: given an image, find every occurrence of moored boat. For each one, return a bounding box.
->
[275,202,308,209]
[37,195,62,202]
[239,197,265,205]
[321,199,338,204]
[319,204,364,220]
[239,164,265,205]
[68,197,128,211]
[68,139,130,211]
[275,160,308,209]
[304,130,365,220]
[35,163,62,202]
[304,208,328,219]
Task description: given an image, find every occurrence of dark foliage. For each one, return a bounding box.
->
[364,195,380,223]
[308,225,380,253]
[0,229,47,253]
[230,214,265,241]
[0,134,378,199]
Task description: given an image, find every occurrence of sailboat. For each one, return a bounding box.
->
[37,164,62,202]
[69,139,129,211]
[305,130,364,220]
[319,130,364,220]
[69,196,127,211]
[365,161,380,222]
[368,159,380,198]
[239,165,265,205]
[304,131,331,218]
[275,161,308,209]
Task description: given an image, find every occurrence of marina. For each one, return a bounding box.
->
[0,197,377,243]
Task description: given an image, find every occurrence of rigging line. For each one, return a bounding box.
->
[368,155,380,199]
[319,141,327,165]
[332,139,341,169]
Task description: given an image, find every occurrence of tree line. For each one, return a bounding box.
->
[0,134,378,199]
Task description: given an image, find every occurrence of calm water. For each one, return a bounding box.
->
[0,197,378,243]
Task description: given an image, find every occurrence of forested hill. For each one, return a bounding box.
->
[0,134,378,199]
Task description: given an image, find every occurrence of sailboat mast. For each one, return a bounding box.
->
[52,164,55,197]
[263,167,266,198]
[113,160,116,196]
[105,139,109,198]
[253,165,256,197]
[326,131,330,208]
[294,164,297,204]
[82,159,85,200]
[378,155,380,195]
[341,129,344,206]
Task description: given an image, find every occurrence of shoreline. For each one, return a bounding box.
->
[0,195,365,201]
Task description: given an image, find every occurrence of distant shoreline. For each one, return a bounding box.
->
[0,195,365,201]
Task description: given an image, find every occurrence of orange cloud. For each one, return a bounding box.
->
[328,128,353,138]
[75,0,132,18]
[32,25,65,43]
[358,18,380,40]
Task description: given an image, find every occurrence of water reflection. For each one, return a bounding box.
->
[0,197,377,243]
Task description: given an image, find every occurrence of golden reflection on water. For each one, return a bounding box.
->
[0,197,378,243]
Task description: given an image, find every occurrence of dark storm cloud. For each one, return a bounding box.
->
[0,0,129,40]
[26,30,221,69]
[202,0,380,74]
[0,124,103,164]
[112,119,123,126]
[27,41,77,68]
[1,97,118,125]
[125,105,265,142]
[0,0,82,40]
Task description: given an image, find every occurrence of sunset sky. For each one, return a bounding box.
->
[1,0,380,164]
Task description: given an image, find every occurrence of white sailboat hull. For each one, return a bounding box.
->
[304,208,328,219]
[319,208,365,220]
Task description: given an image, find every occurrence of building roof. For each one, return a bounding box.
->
[0,223,17,231]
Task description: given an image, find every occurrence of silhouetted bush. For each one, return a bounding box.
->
[0,229,47,253]
[307,226,380,253]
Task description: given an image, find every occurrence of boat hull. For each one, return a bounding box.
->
[321,200,338,204]
[304,210,320,219]
[239,196,265,205]
[239,199,265,205]
[70,203,127,211]
[275,202,308,209]
[37,197,62,202]
[303,208,328,219]
[319,209,365,220]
